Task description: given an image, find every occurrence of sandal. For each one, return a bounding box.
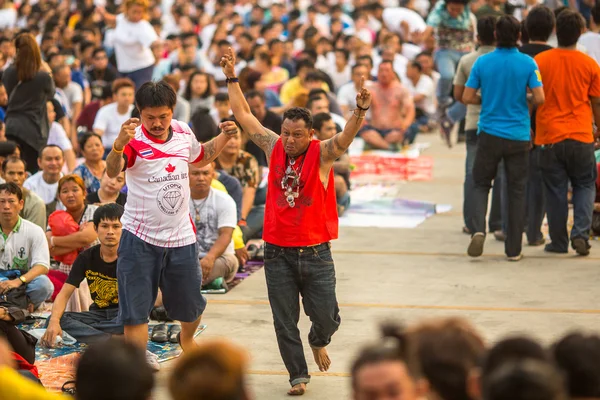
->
[150,323,169,343]
[62,380,76,395]
[169,325,181,344]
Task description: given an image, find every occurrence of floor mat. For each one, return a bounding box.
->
[340,183,451,229]
[201,261,264,294]
[20,320,206,392]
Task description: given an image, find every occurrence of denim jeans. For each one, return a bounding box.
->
[472,132,530,257]
[526,147,546,243]
[464,130,503,232]
[434,49,467,106]
[405,115,430,145]
[264,242,341,387]
[55,308,123,343]
[539,140,597,251]
[26,275,54,309]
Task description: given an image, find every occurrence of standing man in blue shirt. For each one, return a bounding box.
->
[463,15,545,261]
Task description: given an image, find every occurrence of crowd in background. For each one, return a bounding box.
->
[0,0,598,395]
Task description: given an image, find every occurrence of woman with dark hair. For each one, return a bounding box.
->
[184,71,216,112]
[190,107,219,143]
[2,33,54,173]
[73,133,106,194]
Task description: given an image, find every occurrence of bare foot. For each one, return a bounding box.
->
[287,383,306,396]
[312,347,331,372]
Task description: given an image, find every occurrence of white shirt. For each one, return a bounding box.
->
[337,81,359,114]
[190,189,236,256]
[24,171,61,205]
[579,31,600,65]
[330,64,352,91]
[93,103,135,149]
[47,122,73,151]
[382,7,426,35]
[0,8,17,30]
[402,43,423,61]
[113,13,157,73]
[54,83,83,119]
[121,119,204,247]
[404,74,436,115]
[0,217,50,272]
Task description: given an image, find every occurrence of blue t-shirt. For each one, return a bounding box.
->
[466,47,542,141]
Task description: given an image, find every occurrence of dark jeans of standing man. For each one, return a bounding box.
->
[471,132,529,258]
[264,242,341,387]
[539,140,597,254]
[526,146,546,245]
[464,130,503,233]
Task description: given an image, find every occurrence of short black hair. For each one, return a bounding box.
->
[352,323,418,389]
[79,132,102,152]
[0,182,22,201]
[93,203,124,229]
[356,54,373,67]
[214,92,229,103]
[482,336,548,383]
[92,47,107,58]
[101,85,113,100]
[592,2,600,25]
[296,59,315,73]
[135,81,177,112]
[525,5,555,42]
[446,0,469,5]
[313,112,333,132]
[283,107,313,130]
[40,144,64,159]
[483,360,565,400]
[79,40,95,54]
[245,90,265,101]
[521,20,530,44]
[307,88,327,99]
[0,141,19,158]
[552,332,600,398]
[556,9,585,47]
[75,339,154,400]
[478,15,497,45]
[305,71,324,83]
[2,156,26,173]
[334,47,350,61]
[306,95,328,111]
[495,15,521,48]
[409,61,422,72]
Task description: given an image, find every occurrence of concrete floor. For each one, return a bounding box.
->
[155,135,600,399]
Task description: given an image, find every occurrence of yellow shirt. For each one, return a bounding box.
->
[0,367,70,399]
[210,180,245,250]
[279,77,329,104]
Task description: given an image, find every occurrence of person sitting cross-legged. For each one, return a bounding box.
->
[189,162,239,289]
[41,204,125,347]
[0,183,53,310]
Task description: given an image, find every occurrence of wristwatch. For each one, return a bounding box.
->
[19,276,27,284]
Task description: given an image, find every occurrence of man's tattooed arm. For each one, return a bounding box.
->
[192,132,231,167]
[249,127,279,162]
[320,109,367,165]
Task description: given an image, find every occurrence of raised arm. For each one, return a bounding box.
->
[221,48,280,162]
[106,118,139,178]
[192,121,238,167]
[320,77,371,166]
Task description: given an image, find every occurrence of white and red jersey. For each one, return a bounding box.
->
[121,119,204,248]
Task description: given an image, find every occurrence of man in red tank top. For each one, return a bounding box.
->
[221,48,372,396]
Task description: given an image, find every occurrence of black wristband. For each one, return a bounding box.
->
[356,104,369,111]
[226,77,239,84]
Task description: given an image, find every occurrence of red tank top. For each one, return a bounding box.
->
[263,139,339,247]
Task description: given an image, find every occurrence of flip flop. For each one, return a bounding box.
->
[150,323,169,343]
[169,325,182,344]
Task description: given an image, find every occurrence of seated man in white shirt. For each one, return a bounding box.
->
[307,95,347,131]
[189,162,238,290]
[0,183,53,310]
[403,61,436,145]
[93,78,136,156]
[2,157,46,229]
[337,63,371,119]
[23,145,64,205]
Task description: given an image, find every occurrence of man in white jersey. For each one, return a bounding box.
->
[105,81,237,367]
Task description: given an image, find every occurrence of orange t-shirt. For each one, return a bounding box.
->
[535,49,600,145]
